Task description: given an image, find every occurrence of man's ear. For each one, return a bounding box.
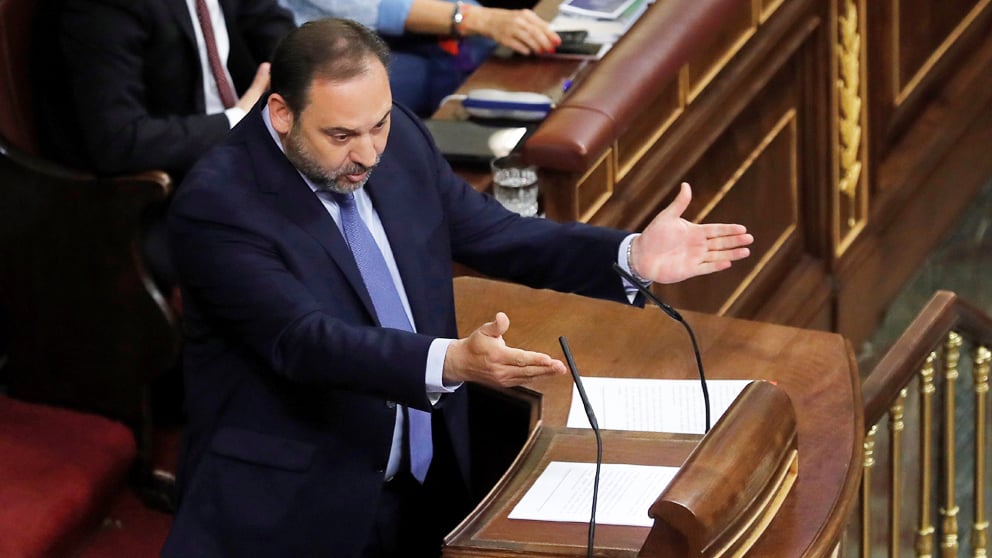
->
[267,93,294,136]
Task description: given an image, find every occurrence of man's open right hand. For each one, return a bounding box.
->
[442,312,566,388]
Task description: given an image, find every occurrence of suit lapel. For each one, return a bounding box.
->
[242,107,380,324]
[165,0,197,45]
[164,0,207,112]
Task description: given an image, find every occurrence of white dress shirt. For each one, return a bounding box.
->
[184,0,247,127]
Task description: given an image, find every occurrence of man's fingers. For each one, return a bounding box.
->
[500,346,563,369]
[707,232,754,251]
[490,349,566,386]
[704,223,749,238]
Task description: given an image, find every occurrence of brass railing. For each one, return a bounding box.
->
[849,291,992,558]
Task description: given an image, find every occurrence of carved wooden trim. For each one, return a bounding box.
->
[833,0,869,257]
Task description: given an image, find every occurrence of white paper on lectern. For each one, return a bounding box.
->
[508,461,679,526]
[566,378,753,434]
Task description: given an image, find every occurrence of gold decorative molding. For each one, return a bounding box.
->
[834,0,868,257]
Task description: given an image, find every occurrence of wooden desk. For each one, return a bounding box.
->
[444,277,864,557]
[438,0,992,349]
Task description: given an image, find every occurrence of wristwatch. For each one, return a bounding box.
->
[450,1,465,37]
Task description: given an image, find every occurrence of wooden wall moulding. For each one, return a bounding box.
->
[867,0,992,163]
[832,0,869,257]
[576,148,615,222]
[757,0,786,23]
[889,0,991,108]
[685,1,756,104]
[616,77,683,181]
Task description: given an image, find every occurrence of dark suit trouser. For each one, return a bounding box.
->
[363,426,472,557]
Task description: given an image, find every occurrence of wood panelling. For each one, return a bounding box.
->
[758,0,785,22]
[892,0,985,103]
[616,78,682,179]
[686,2,755,101]
[660,106,802,317]
[867,0,992,165]
[575,150,613,221]
[835,26,992,346]
[447,0,991,350]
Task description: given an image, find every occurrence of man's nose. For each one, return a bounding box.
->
[351,135,377,168]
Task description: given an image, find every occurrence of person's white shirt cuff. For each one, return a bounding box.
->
[224,106,247,129]
[426,337,460,405]
[618,233,650,304]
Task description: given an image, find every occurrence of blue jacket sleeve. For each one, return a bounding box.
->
[279,0,413,36]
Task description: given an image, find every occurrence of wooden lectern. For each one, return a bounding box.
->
[444,277,863,557]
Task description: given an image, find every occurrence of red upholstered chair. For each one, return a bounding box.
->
[0,395,137,558]
[0,0,181,552]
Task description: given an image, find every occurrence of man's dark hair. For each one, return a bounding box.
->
[270,18,391,116]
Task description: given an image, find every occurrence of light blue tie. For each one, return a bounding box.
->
[332,192,433,483]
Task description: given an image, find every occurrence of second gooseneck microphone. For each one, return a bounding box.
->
[612,262,712,433]
[559,335,601,558]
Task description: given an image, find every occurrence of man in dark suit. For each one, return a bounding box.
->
[163,18,753,558]
[32,0,296,348]
[35,0,295,179]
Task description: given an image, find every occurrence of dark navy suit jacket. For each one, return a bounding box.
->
[35,0,294,178]
[162,100,631,557]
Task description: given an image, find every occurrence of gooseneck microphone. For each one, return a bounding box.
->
[559,335,601,558]
[612,262,712,433]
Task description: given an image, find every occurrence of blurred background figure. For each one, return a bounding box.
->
[32,0,296,290]
[34,0,296,180]
[30,0,296,429]
[280,0,561,115]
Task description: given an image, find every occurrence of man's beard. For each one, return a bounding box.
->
[285,126,379,194]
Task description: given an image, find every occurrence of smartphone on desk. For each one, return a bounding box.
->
[555,41,605,56]
[556,30,589,46]
[491,29,605,59]
[552,29,607,58]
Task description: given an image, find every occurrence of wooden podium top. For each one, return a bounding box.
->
[446,277,864,557]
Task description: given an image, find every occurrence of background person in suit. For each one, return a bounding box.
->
[162,18,752,557]
[34,0,296,179]
[31,0,296,429]
[279,0,561,115]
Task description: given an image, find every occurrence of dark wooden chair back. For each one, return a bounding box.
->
[0,0,179,429]
[0,0,40,155]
